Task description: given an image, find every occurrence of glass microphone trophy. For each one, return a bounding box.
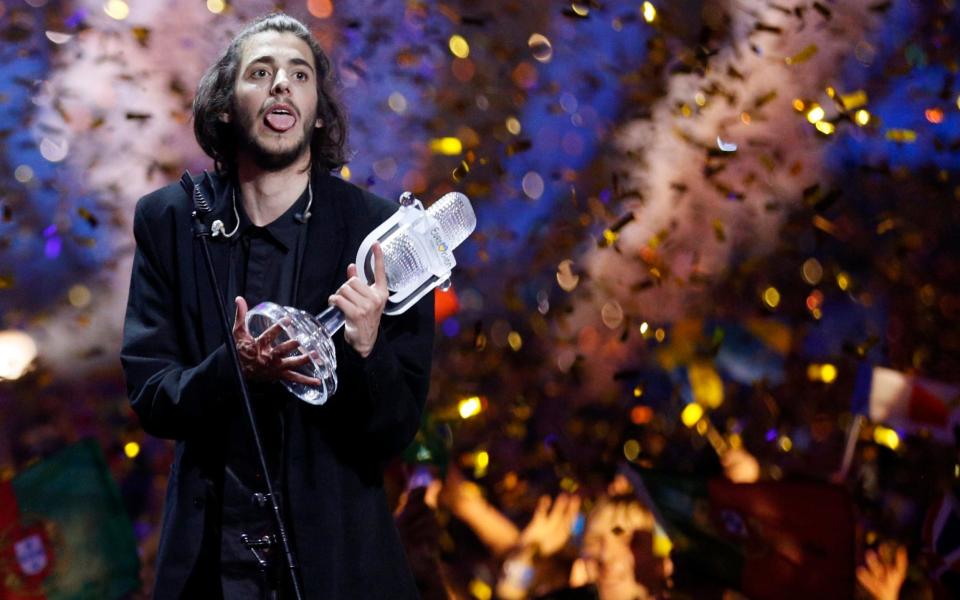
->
[245,191,477,405]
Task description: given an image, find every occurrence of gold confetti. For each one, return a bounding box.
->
[601,301,624,329]
[528,33,553,63]
[430,137,462,155]
[838,90,868,111]
[448,35,469,59]
[712,219,726,242]
[78,207,98,227]
[452,160,470,182]
[754,90,778,108]
[556,259,580,292]
[785,44,818,65]
[885,129,917,143]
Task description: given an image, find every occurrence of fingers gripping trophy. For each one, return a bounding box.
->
[245,191,477,405]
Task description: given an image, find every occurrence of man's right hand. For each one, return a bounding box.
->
[233,296,321,386]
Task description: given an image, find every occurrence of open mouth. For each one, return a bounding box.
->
[263,104,297,133]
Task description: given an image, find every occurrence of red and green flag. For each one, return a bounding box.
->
[0,439,139,599]
[627,467,856,599]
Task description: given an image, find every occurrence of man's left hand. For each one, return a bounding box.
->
[329,242,389,357]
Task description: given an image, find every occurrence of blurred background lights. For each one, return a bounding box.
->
[372,157,397,181]
[44,31,71,44]
[39,137,69,162]
[689,363,724,408]
[102,0,129,20]
[521,171,544,200]
[815,121,836,135]
[801,258,823,284]
[14,165,33,183]
[762,286,781,309]
[653,527,672,557]
[556,259,579,292]
[430,137,462,155]
[571,3,589,17]
[836,272,851,290]
[0,331,38,381]
[528,33,553,63]
[307,0,333,19]
[469,579,492,600]
[630,405,653,425]
[642,2,657,23]
[874,426,900,451]
[458,396,483,419]
[123,441,140,459]
[806,363,838,383]
[623,439,641,461]
[473,450,489,478]
[778,435,793,452]
[68,284,92,308]
[806,104,825,123]
[601,301,624,329]
[387,92,407,114]
[820,363,838,383]
[838,89,867,109]
[680,403,704,428]
[448,34,469,59]
[206,0,226,14]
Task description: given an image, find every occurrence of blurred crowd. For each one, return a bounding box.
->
[0,384,938,599]
[386,446,911,600]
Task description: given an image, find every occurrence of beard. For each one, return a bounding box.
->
[233,104,316,172]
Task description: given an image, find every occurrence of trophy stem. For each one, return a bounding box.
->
[316,306,346,336]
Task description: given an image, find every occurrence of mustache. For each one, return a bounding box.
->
[260,100,300,118]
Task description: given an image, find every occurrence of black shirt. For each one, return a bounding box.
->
[220,183,311,593]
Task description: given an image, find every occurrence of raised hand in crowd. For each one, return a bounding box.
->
[438,465,521,556]
[519,493,583,558]
[497,493,582,600]
[720,447,761,484]
[856,543,907,600]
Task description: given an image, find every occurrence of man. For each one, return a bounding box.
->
[121,13,434,598]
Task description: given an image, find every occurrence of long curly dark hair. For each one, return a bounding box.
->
[192,13,348,174]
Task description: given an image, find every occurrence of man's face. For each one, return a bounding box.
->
[229,30,320,171]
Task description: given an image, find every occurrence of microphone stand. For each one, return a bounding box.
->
[182,174,304,600]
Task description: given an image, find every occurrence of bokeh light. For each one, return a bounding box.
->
[307,0,333,19]
[0,331,37,381]
[448,35,469,59]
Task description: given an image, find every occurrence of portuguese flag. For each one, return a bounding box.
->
[627,467,855,599]
[0,439,139,599]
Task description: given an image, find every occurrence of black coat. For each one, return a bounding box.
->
[121,170,433,598]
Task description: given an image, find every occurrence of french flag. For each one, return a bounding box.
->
[853,365,960,442]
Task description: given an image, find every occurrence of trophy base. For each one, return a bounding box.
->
[245,302,338,405]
